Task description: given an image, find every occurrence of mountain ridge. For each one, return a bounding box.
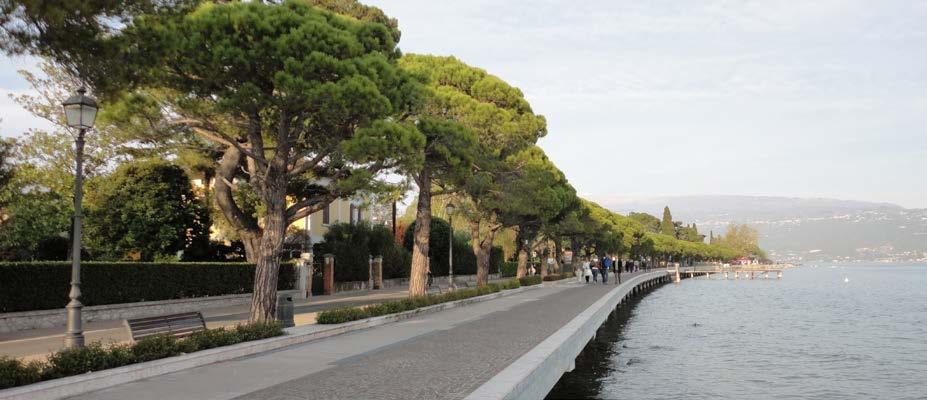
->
[584,194,926,262]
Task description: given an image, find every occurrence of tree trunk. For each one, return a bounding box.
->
[214,146,262,262]
[242,234,261,264]
[570,236,580,265]
[538,243,549,279]
[409,170,431,297]
[249,194,286,322]
[471,218,496,287]
[554,240,563,273]
[516,243,528,279]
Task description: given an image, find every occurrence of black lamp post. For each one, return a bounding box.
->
[62,87,98,348]
[446,203,456,289]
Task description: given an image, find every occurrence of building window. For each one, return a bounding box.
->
[322,204,330,225]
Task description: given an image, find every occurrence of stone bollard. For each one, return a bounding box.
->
[297,252,313,299]
[323,253,334,296]
[276,294,294,328]
[373,256,383,289]
[368,255,374,290]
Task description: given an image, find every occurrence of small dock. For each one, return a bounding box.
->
[671,265,791,282]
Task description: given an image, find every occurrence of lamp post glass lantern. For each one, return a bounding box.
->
[446,203,456,289]
[62,87,98,348]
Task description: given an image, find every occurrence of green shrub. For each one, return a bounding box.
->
[518,276,543,286]
[0,357,43,389]
[316,307,372,324]
[235,321,284,342]
[179,328,240,353]
[0,262,296,313]
[316,279,521,324]
[315,222,411,282]
[499,279,521,290]
[500,261,518,277]
[42,343,127,379]
[131,334,180,362]
[0,321,287,390]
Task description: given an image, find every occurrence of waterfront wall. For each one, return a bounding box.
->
[465,271,670,400]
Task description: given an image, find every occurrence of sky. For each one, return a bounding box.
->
[2,0,926,208]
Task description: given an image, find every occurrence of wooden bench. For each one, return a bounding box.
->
[124,312,207,341]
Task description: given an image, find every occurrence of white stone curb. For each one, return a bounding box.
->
[0,283,541,400]
[465,271,670,400]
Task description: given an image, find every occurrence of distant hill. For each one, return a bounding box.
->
[587,195,927,263]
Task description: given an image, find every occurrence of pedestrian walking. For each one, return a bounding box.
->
[591,260,599,283]
[583,260,592,283]
[613,256,620,284]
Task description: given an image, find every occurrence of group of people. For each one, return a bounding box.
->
[576,256,646,285]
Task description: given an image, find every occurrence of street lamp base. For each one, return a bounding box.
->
[64,302,85,348]
[63,332,85,348]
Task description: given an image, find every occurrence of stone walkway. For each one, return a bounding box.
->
[70,273,648,400]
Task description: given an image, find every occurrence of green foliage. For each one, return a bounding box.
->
[678,223,705,243]
[315,222,410,282]
[629,212,661,233]
[0,182,71,261]
[316,279,521,324]
[402,217,478,276]
[0,262,296,313]
[129,334,181,363]
[660,206,676,237]
[716,223,765,260]
[518,276,542,286]
[0,139,13,193]
[0,321,283,389]
[43,343,135,379]
[234,321,285,342]
[0,357,43,390]
[84,160,207,261]
[499,261,518,277]
[307,0,401,42]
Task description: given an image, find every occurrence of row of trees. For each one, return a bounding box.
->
[0,0,765,322]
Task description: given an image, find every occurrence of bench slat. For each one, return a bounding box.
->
[125,312,206,341]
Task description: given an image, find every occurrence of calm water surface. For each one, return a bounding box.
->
[546,265,927,399]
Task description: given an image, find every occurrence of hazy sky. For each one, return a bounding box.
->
[2,1,926,208]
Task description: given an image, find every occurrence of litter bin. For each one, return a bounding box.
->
[277,294,294,328]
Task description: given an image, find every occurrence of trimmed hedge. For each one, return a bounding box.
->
[0,262,296,313]
[0,321,283,390]
[316,279,522,324]
[500,261,518,278]
[314,222,412,282]
[518,276,543,286]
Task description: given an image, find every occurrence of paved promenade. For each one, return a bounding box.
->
[70,272,652,400]
[1,287,414,361]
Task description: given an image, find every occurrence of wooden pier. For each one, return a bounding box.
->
[670,265,788,283]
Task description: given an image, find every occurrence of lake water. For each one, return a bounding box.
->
[546,264,927,400]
